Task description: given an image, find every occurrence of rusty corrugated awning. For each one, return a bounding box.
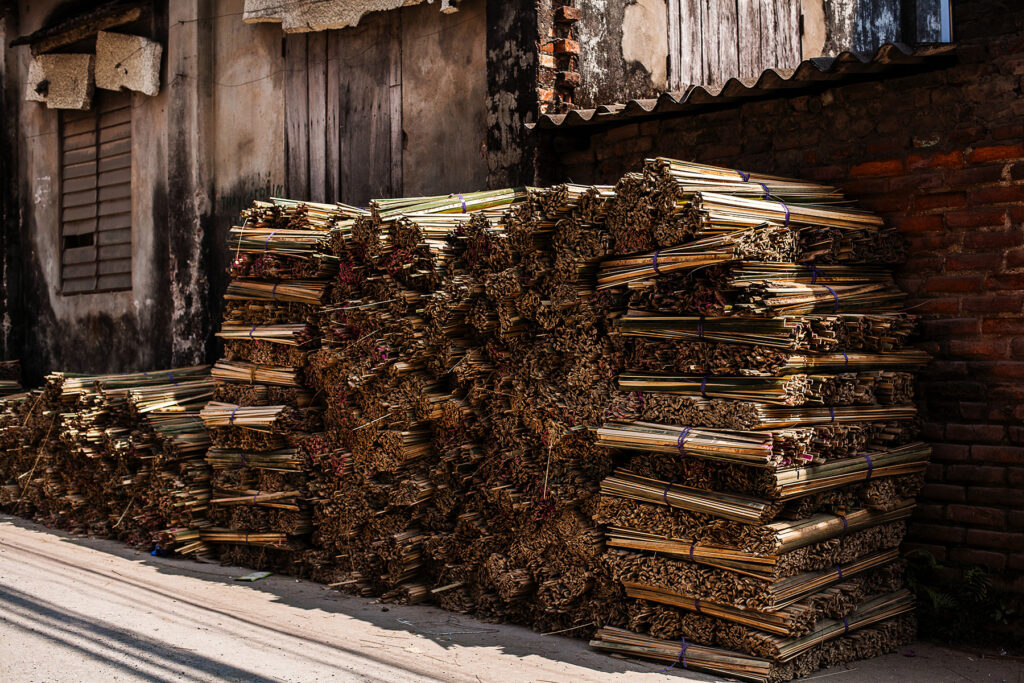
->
[531,43,957,130]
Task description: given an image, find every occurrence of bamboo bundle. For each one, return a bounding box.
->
[616,312,916,352]
[212,360,303,387]
[224,279,329,306]
[596,420,926,467]
[617,371,912,406]
[591,591,914,682]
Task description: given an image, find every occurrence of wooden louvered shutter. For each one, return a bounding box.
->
[60,90,132,294]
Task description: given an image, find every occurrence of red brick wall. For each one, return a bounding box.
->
[544,4,1024,595]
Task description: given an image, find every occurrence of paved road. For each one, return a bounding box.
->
[1,514,1020,682]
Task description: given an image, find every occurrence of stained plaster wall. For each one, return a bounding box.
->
[4,0,285,383]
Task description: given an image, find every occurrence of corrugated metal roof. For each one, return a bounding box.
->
[531,43,957,130]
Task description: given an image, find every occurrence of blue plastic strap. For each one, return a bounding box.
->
[842,617,850,635]
[842,350,849,367]
[694,597,702,614]
[264,229,281,251]
[822,285,840,312]
[807,264,819,284]
[697,315,705,340]
[677,427,692,454]
[760,183,770,199]
[249,325,258,340]
[689,543,696,561]
[863,453,874,480]
[778,201,791,227]
[699,376,708,398]
[652,250,663,275]
[271,282,279,301]
[829,406,836,423]
[229,406,241,425]
[458,193,467,213]
[656,637,688,673]
[836,564,844,580]
[661,480,677,507]
[737,170,750,182]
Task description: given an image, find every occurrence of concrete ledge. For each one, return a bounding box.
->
[95,31,162,97]
[242,0,444,32]
[25,53,94,110]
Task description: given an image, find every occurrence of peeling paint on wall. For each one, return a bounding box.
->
[621,0,667,89]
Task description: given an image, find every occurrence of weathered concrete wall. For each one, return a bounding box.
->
[575,0,668,108]
[208,0,287,354]
[822,0,901,56]
[4,0,287,382]
[401,0,488,195]
[485,0,541,188]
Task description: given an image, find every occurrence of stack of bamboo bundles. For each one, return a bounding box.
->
[590,159,926,678]
[0,158,928,678]
[200,199,342,573]
[0,367,214,549]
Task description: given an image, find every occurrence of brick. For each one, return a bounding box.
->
[949,547,1007,571]
[1010,510,1024,530]
[849,159,904,177]
[552,39,579,54]
[947,504,1006,528]
[945,164,1006,188]
[943,253,1003,271]
[1007,247,1024,268]
[556,71,581,87]
[970,184,1024,205]
[539,42,554,54]
[960,294,1023,313]
[929,150,966,168]
[920,318,980,336]
[963,229,1023,250]
[946,464,1006,484]
[944,423,1006,442]
[554,6,582,22]
[947,338,1007,357]
[920,483,966,502]
[915,297,960,314]
[972,444,1024,464]
[986,273,1024,289]
[967,486,1024,506]
[924,275,984,293]
[946,208,1007,229]
[965,529,1024,551]
[893,214,943,234]
[967,144,1024,163]
[914,192,967,211]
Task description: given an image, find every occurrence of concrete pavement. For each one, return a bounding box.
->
[0,514,1020,683]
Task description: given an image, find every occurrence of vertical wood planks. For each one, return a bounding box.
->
[677,0,704,86]
[306,31,328,203]
[284,34,309,200]
[736,0,761,80]
[325,30,342,203]
[389,12,403,199]
[667,0,682,90]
